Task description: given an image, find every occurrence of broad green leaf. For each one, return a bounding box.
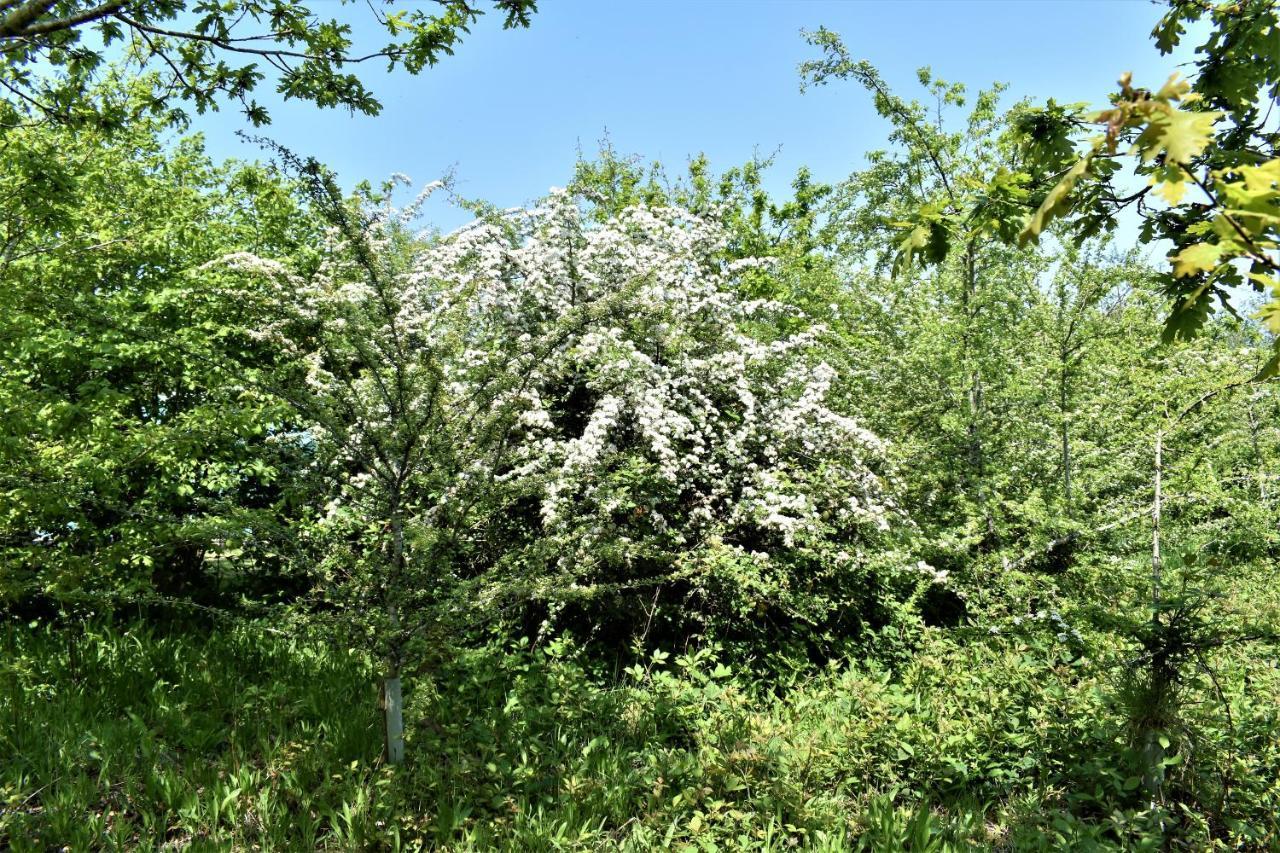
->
[1171,242,1225,277]
[1134,106,1221,164]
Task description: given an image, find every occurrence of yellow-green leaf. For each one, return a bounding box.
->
[1154,73,1192,102]
[1136,107,1221,164]
[1155,180,1188,204]
[1019,148,1096,245]
[1151,163,1190,205]
[1172,242,1225,277]
[1256,287,1280,336]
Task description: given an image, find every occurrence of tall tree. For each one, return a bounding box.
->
[800,42,1042,550]
[0,98,316,614]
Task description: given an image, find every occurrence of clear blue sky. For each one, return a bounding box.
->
[195,0,1203,230]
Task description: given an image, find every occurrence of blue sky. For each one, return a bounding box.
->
[195,0,1204,230]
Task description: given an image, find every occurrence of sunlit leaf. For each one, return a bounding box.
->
[1019,147,1096,245]
[1171,242,1225,277]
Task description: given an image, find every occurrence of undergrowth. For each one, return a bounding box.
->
[2,605,1277,850]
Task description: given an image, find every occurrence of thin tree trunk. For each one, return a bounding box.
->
[381,674,404,766]
[1060,367,1072,511]
[1142,426,1165,805]
[383,501,406,765]
[1152,427,1162,613]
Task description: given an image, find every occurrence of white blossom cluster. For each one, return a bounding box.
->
[215,185,898,591]
[409,190,896,575]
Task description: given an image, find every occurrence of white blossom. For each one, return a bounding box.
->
[213,185,900,601]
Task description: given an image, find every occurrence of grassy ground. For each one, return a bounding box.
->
[2,572,1278,850]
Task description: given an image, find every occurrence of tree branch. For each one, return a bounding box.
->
[0,0,56,38]
[1,0,123,38]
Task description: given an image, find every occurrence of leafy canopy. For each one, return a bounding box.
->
[803,1,1279,377]
[0,0,537,126]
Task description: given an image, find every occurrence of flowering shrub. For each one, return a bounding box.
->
[220,180,910,650]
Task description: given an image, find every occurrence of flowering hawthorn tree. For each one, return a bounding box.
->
[216,173,909,763]
[435,190,907,646]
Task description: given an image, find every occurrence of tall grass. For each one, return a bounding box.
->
[2,614,1277,850]
[2,620,380,850]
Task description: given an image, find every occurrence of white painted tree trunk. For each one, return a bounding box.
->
[1143,427,1165,807]
[382,675,404,765]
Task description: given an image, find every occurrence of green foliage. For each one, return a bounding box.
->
[0,6,1277,848]
[3,609,1277,849]
[0,0,538,127]
[804,1,1279,373]
[0,97,318,612]
[1034,2,1277,368]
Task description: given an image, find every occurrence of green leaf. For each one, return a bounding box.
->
[1020,147,1096,245]
[1162,282,1214,342]
[1135,107,1221,164]
[1256,289,1280,336]
[1151,163,1191,205]
[1151,13,1185,54]
[894,218,949,273]
[1171,242,1225,277]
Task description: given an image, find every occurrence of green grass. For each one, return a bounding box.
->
[2,609,1278,850]
[1,620,382,850]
